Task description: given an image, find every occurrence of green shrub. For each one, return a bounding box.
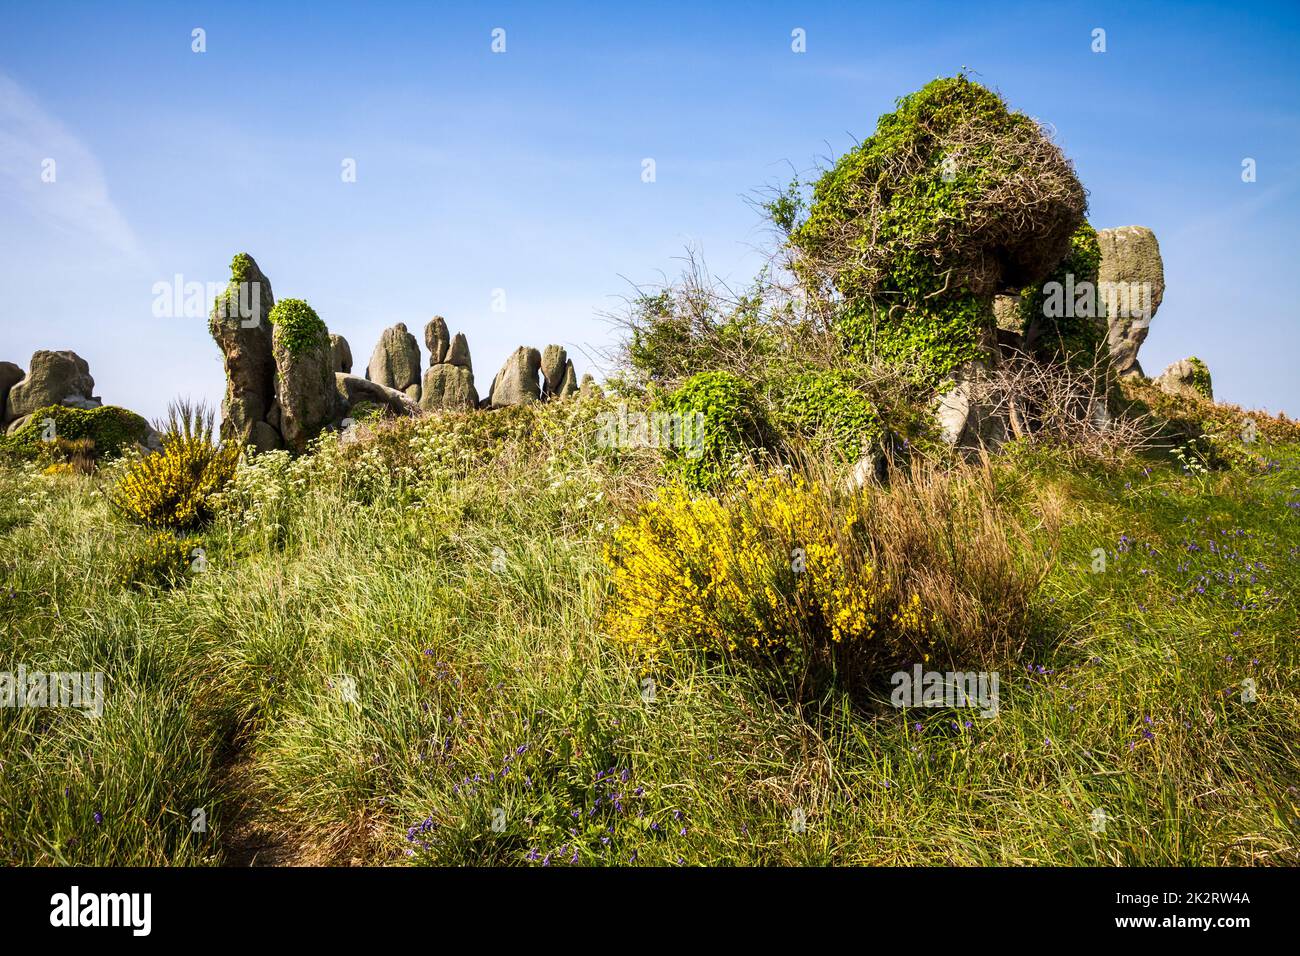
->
[656,371,775,490]
[0,405,149,461]
[779,371,882,461]
[269,298,329,356]
[108,402,239,530]
[623,277,778,389]
[346,401,386,423]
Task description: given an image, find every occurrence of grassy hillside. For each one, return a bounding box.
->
[2,393,1297,866]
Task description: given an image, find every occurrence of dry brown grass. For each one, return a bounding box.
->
[863,459,1046,670]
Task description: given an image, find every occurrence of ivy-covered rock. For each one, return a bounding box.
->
[269,299,337,453]
[790,74,1086,385]
[1156,357,1213,401]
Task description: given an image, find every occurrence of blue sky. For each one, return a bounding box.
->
[2,0,1298,420]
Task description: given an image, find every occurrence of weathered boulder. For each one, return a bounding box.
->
[578,373,603,402]
[847,451,887,490]
[60,395,103,411]
[1155,357,1212,401]
[446,333,472,371]
[557,359,578,399]
[269,299,336,453]
[1,362,26,424]
[251,421,284,453]
[992,294,1024,334]
[541,344,567,398]
[933,349,1007,452]
[425,317,450,366]
[330,334,353,374]
[3,404,151,458]
[487,347,542,408]
[335,373,421,418]
[209,253,277,450]
[420,364,479,412]
[1097,226,1165,377]
[367,323,422,397]
[5,350,98,423]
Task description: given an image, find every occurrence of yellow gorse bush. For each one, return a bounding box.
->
[603,472,929,690]
[109,433,239,531]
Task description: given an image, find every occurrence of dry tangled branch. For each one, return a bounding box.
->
[977,350,1159,463]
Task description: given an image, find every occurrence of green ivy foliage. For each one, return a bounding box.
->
[209,252,262,332]
[269,298,329,358]
[778,371,882,461]
[657,371,775,490]
[1185,357,1213,399]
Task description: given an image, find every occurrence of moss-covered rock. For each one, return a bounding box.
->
[269,299,336,453]
[1156,356,1213,402]
[1,404,150,461]
[209,252,278,452]
[269,298,329,359]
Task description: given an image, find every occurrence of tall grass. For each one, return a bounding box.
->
[2,403,1297,865]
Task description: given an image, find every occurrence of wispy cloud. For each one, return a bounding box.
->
[0,72,143,262]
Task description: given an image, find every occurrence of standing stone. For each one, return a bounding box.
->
[5,350,98,423]
[420,365,479,412]
[330,334,353,374]
[1097,226,1165,377]
[209,253,277,451]
[557,360,578,399]
[487,347,542,408]
[367,323,422,397]
[1155,357,1213,401]
[578,373,603,401]
[270,299,336,453]
[446,333,472,371]
[425,317,451,366]
[541,344,567,398]
[933,365,1007,451]
[0,362,25,425]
